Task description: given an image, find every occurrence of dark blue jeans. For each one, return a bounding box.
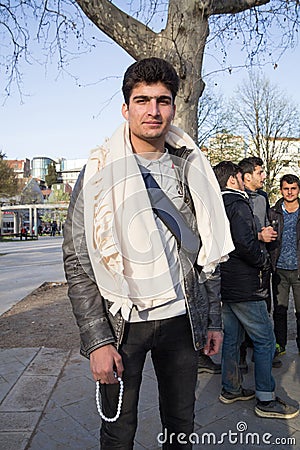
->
[100,314,198,449]
[222,301,276,402]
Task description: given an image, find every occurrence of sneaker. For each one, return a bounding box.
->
[272,355,282,368]
[255,397,299,419]
[198,353,221,374]
[219,388,255,404]
[275,343,286,356]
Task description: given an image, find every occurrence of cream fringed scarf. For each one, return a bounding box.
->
[83,122,234,320]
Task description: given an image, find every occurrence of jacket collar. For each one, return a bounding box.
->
[222,188,249,200]
[274,197,300,213]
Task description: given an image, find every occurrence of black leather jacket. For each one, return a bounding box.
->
[63,146,222,358]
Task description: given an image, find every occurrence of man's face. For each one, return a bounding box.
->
[280,181,300,203]
[122,82,176,149]
[244,165,266,191]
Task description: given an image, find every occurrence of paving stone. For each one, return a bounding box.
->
[135,404,161,449]
[89,426,100,439]
[29,415,98,450]
[49,374,94,407]
[138,372,159,412]
[0,375,57,412]
[0,374,28,406]
[26,348,70,376]
[134,443,149,450]
[143,353,156,373]
[62,398,100,432]
[0,359,30,376]
[0,349,40,404]
[39,399,72,423]
[60,351,91,380]
[290,430,300,448]
[195,375,222,406]
[0,375,16,404]
[195,398,253,427]
[0,348,38,366]
[1,342,299,450]
[0,431,31,450]
[0,411,41,432]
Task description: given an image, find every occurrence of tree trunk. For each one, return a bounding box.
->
[75,0,271,140]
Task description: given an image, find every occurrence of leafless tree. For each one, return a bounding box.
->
[1,1,299,139]
[205,133,248,166]
[197,86,232,149]
[231,71,300,196]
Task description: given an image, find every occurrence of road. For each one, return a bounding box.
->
[0,234,297,338]
[0,235,66,315]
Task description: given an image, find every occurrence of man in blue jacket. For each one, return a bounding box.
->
[214,161,298,419]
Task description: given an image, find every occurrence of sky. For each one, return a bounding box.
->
[1,6,300,162]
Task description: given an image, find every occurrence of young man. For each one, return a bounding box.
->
[214,161,299,419]
[268,174,300,355]
[63,58,233,448]
[238,157,281,372]
[239,157,277,309]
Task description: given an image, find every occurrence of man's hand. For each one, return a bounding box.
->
[203,330,223,356]
[90,344,124,384]
[259,226,277,243]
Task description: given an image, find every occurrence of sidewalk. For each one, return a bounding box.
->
[1,342,299,449]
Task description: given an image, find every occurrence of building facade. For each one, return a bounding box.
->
[31,156,57,182]
[6,159,31,179]
[57,158,87,189]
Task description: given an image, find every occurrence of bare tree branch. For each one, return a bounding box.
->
[0,0,299,140]
[207,0,270,16]
[197,86,232,148]
[231,71,300,196]
[75,0,157,59]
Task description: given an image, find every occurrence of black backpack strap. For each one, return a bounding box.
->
[140,168,201,260]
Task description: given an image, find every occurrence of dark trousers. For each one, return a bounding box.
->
[100,314,198,449]
[273,268,300,349]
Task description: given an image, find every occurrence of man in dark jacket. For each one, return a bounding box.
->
[239,157,277,310]
[238,157,281,371]
[214,161,299,419]
[268,174,300,356]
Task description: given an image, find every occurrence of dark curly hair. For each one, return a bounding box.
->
[239,156,264,179]
[280,174,300,189]
[213,161,242,189]
[122,57,180,105]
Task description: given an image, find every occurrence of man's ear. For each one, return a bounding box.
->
[229,174,236,184]
[243,172,251,183]
[172,104,176,120]
[226,175,235,188]
[122,103,129,120]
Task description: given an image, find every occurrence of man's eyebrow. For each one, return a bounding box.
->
[132,94,172,101]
